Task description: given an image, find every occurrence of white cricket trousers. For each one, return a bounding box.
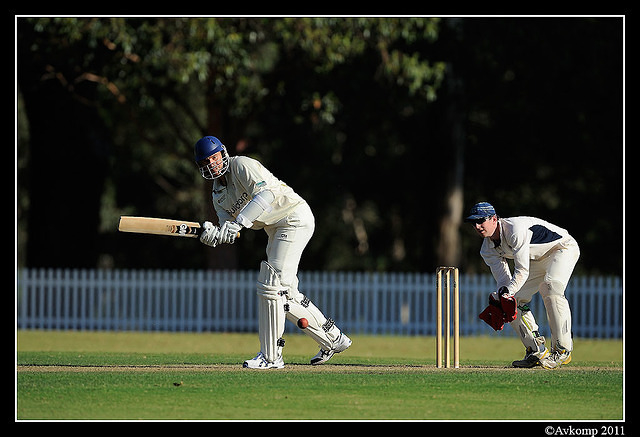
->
[510,237,580,352]
[261,202,343,353]
[263,202,315,300]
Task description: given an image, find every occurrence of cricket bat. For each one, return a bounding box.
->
[118,216,241,241]
[118,216,204,238]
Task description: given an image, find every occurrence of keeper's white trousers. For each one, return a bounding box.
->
[510,238,580,352]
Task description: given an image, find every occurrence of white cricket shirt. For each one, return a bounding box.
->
[211,156,305,230]
[480,216,574,295]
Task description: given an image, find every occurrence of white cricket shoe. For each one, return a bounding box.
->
[310,333,352,365]
[540,348,572,370]
[243,351,285,369]
[554,349,572,366]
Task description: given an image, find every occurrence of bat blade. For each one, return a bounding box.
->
[118,216,202,238]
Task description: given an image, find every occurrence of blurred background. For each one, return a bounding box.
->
[16,17,623,275]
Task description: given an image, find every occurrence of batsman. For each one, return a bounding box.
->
[467,202,580,369]
[194,136,352,369]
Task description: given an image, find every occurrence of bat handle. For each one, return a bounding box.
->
[197,224,240,240]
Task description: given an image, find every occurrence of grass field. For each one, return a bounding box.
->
[16,330,624,422]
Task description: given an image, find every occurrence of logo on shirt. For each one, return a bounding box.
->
[225,192,249,216]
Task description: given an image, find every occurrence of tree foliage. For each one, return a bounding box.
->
[17,17,622,275]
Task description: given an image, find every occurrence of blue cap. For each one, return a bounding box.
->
[464,202,497,222]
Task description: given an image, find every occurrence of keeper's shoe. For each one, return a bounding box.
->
[540,349,572,370]
[512,346,549,368]
[243,351,285,369]
[310,333,352,365]
[555,349,572,366]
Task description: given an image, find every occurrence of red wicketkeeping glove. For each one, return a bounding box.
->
[479,304,506,331]
[479,287,517,330]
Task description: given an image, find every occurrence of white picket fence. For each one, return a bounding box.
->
[16,268,623,338]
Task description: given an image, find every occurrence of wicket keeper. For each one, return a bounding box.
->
[466,202,580,369]
[194,136,352,369]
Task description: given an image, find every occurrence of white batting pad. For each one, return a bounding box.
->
[285,293,340,351]
[257,261,286,362]
[510,307,543,352]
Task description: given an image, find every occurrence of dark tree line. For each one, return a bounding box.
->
[17,17,623,275]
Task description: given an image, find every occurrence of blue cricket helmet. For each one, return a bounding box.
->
[194,136,229,179]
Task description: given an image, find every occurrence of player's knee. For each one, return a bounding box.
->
[540,278,567,297]
[257,261,286,299]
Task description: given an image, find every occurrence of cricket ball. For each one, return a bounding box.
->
[297,318,309,329]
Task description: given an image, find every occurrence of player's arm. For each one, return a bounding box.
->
[232,156,279,224]
[216,157,276,242]
[480,243,512,290]
[234,190,275,228]
[504,229,532,296]
[212,191,274,245]
[219,190,275,244]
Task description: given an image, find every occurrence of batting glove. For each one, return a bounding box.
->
[199,221,221,247]
[219,220,242,244]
